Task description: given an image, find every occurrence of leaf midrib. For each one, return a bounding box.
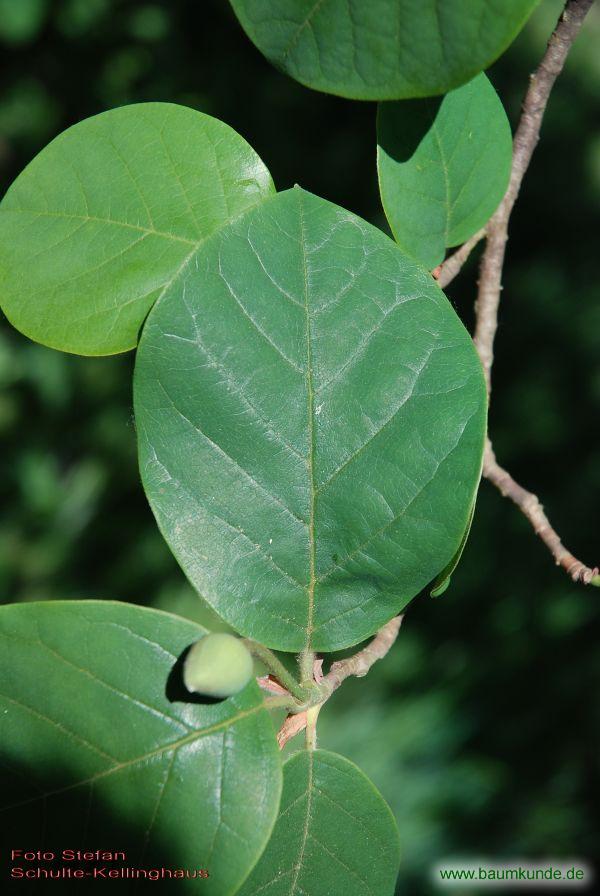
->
[288,751,314,895]
[432,125,451,243]
[298,192,317,652]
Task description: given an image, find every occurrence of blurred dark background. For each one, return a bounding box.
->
[0,0,598,892]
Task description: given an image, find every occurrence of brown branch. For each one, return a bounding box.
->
[275,615,404,748]
[472,0,598,586]
[321,615,403,697]
[474,0,593,391]
[434,228,487,289]
[483,440,599,585]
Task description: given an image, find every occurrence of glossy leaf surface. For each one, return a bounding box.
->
[0,601,282,894]
[239,749,401,896]
[378,74,512,269]
[229,0,539,100]
[134,188,487,652]
[0,102,274,355]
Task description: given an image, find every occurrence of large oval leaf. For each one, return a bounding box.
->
[229,0,539,100]
[378,74,512,269]
[0,600,282,895]
[0,102,274,355]
[134,188,486,652]
[238,749,401,896]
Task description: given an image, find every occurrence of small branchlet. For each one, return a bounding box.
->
[472,0,597,584]
[272,615,404,748]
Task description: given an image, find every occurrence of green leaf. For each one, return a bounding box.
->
[378,74,512,269]
[0,600,282,895]
[229,0,539,100]
[134,187,487,652]
[238,749,401,896]
[0,102,274,356]
[430,492,477,597]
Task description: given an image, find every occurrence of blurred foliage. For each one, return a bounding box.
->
[0,0,598,892]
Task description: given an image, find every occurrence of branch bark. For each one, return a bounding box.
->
[321,615,403,697]
[435,228,486,289]
[474,0,593,391]
[484,440,599,585]
[275,615,404,748]
[473,0,598,586]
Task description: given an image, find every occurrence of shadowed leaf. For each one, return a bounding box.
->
[238,749,401,896]
[0,600,282,895]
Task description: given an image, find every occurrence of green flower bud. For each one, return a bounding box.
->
[183,633,254,698]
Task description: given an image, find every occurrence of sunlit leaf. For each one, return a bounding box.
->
[134,187,487,652]
[0,103,274,355]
